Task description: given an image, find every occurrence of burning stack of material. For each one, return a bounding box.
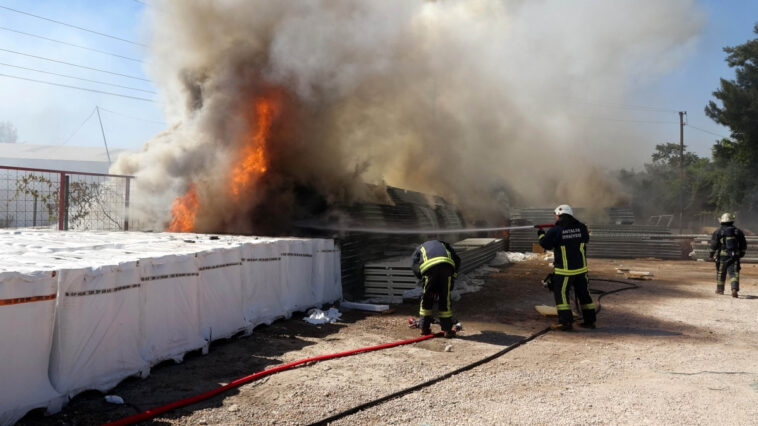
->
[508,208,685,260]
[319,185,466,300]
[110,0,704,250]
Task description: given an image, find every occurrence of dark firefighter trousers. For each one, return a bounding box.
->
[551,273,596,326]
[716,258,740,292]
[419,263,455,332]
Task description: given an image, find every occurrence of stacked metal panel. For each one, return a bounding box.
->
[455,238,506,273]
[508,208,684,259]
[584,234,683,259]
[333,186,466,300]
[689,235,758,263]
[363,238,504,303]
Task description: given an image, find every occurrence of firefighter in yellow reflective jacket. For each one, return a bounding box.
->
[537,204,596,331]
[411,240,461,338]
[709,213,748,298]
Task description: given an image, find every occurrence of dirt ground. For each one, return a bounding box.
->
[19,256,758,425]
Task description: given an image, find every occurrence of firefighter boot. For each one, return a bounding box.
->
[419,316,432,335]
[731,288,739,298]
[440,317,456,338]
[715,285,724,295]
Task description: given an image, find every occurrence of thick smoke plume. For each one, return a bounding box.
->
[112,0,704,233]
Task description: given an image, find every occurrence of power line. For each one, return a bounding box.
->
[0,47,151,82]
[98,106,166,125]
[572,114,678,124]
[567,97,678,113]
[59,107,97,146]
[0,26,142,62]
[598,117,678,124]
[0,5,145,47]
[686,123,730,139]
[0,61,155,93]
[0,72,156,102]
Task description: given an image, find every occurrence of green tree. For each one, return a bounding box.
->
[705,23,758,218]
[618,143,715,224]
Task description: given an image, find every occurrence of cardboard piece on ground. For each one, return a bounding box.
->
[534,305,558,316]
[341,301,390,312]
[533,303,598,316]
[624,271,654,280]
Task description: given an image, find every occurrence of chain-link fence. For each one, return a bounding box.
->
[0,166,133,231]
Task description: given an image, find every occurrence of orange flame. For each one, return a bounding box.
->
[229,95,280,196]
[167,183,199,232]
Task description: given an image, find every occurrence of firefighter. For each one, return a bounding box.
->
[537,204,596,331]
[411,240,461,338]
[709,213,747,298]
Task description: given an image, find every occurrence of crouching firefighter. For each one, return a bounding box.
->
[411,240,461,338]
[709,212,747,298]
[537,204,596,331]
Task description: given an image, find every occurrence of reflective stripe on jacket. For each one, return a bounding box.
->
[538,215,589,276]
[411,240,461,278]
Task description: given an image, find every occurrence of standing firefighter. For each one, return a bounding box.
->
[411,240,461,338]
[709,213,747,298]
[537,204,597,331]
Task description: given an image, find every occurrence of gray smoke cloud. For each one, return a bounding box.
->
[112,0,704,232]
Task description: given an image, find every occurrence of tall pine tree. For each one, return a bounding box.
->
[705,23,758,216]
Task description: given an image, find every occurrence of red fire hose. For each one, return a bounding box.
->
[105,332,442,425]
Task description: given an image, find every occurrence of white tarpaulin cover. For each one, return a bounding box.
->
[313,239,342,304]
[0,271,64,426]
[197,247,246,341]
[280,239,315,315]
[0,230,341,425]
[49,262,147,398]
[139,253,207,364]
[241,240,284,328]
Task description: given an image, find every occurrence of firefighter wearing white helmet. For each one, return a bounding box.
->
[554,204,573,216]
[709,212,747,297]
[537,204,596,331]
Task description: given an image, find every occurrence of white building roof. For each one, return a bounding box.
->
[0,143,132,174]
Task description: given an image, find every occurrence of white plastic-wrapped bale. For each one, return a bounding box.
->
[197,246,246,342]
[49,261,147,398]
[0,270,65,426]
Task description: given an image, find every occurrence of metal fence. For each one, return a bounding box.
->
[0,166,133,231]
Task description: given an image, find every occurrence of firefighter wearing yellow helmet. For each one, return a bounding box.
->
[709,213,747,297]
[537,204,596,331]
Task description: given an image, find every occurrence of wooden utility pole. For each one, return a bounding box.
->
[679,111,686,234]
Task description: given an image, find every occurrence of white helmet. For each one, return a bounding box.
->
[554,204,573,216]
[719,212,735,223]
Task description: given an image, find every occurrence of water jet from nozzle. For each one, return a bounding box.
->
[295,222,553,235]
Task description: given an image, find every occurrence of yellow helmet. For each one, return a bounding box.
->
[719,212,735,223]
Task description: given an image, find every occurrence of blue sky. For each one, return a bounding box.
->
[0,0,755,164]
[0,0,161,151]
[634,0,758,159]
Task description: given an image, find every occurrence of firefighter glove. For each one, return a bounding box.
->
[537,228,545,237]
[541,273,554,291]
